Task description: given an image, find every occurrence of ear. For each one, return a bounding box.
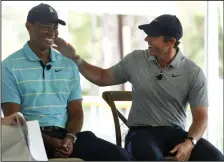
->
[168,37,176,47]
[25,22,32,32]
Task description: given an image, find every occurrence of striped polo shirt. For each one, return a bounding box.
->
[2,42,82,128]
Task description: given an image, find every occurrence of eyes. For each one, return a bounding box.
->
[37,23,58,32]
[43,25,58,31]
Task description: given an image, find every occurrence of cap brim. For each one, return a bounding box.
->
[57,19,66,26]
[138,22,163,37]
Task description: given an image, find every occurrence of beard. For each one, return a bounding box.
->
[149,46,170,57]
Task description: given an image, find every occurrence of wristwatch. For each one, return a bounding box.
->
[185,136,197,146]
[66,133,77,144]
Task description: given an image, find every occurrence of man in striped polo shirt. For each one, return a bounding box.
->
[1,3,130,161]
[54,14,224,161]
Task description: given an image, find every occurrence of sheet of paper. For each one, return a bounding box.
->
[1,125,31,161]
[27,120,48,161]
[2,112,48,161]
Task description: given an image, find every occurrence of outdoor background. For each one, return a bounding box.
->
[2,1,223,153]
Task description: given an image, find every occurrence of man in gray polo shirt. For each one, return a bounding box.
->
[54,14,223,161]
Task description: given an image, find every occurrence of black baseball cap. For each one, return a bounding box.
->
[27,3,66,25]
[138,14,183,40]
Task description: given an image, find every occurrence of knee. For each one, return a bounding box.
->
[77,131,96,138]
[191,138,224,161]
[211,149,224,161]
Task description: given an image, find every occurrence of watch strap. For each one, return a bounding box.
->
[185,136,196,146]
[66,133,77,143]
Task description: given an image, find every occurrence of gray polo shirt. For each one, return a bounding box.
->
[110,49,208,130]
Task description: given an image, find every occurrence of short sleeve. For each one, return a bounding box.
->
[67,64,82,102]
[110,51,136,84]
[1,63,21,104]
[188,68,209,108]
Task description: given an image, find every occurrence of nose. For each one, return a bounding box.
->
[144,36,149,42]
[44,27,56,37]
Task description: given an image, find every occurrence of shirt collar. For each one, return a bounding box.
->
[22,42,57,62]
[169,48,185,67]
[149,48,184,68]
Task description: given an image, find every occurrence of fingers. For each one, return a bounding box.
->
[11,119,18,125]
[52,45,60,51]
[62,137,71,148]
[55,145,72,158]
[15,114,25,125]
[54,37,67,46]
[174,148,188,161]
[68,43,76,51]
[170,144,180,153]
[175,151,182,160]
[175,155,185,161]
[54,151,68,158]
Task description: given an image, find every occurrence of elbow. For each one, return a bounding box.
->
[97,69,110,87]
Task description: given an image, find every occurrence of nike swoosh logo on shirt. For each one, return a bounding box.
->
[172,74,181,77]
[55,69,63,72]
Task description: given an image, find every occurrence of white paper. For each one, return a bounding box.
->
[1,112,48,161]
[1,125,31,161]
[27,120,48,161]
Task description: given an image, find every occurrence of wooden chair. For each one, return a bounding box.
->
[102,91,175,161]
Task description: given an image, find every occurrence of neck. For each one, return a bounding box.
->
[157,48,177,68]
[28,41,50,63]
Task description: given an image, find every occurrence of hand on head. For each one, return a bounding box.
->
[53,37,77,61]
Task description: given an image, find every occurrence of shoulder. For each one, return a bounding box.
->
[181,57,206,82]
[2,48,25,69]
[121,49,147,63]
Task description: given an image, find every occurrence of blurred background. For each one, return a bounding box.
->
[2,1,223,153]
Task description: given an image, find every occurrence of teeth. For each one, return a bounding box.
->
[44,38,53,43]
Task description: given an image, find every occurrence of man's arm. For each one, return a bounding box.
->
[66,100,83,134]
[78,60,121,86]
[170,68,209,161]
[1,103,20,116]
[187,106,208,142]
[188,68,209,142]
[54,37,129,86]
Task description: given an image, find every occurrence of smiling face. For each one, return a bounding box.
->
[144,35,176,57]
[26,22,59,50]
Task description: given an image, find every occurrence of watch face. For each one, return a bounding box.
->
[193,139,197,145]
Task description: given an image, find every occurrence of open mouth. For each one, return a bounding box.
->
[43,38,54,44]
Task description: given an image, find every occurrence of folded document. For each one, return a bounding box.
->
[1,113,48,161]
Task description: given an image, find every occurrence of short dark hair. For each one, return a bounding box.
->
[164,36,180,49]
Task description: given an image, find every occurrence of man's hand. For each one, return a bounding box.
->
[54,136,74,158]
[170,140,194,161]
[48,137,64,154]
[1,113,24,126]
[53,37,77,60]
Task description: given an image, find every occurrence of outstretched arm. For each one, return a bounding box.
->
[53,37,127,86]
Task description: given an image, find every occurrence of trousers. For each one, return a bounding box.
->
[125,126,224,161]
[42,128,131,161]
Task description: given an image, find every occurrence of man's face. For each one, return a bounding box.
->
[144,36,171,57]
[27,22,59,49]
